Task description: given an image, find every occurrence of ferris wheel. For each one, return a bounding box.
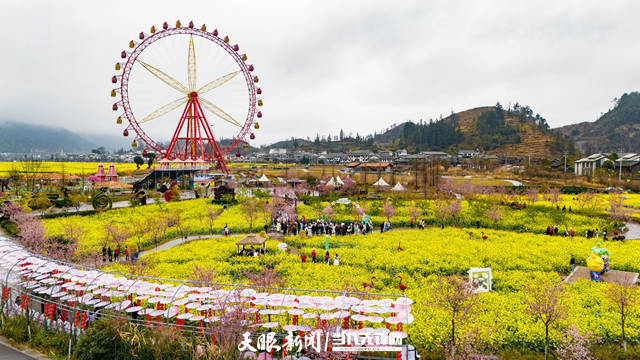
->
[111,20,262,174]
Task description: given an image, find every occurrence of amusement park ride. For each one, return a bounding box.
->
[111,21,262,175]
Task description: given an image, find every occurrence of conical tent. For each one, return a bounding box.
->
[391,182,405,191]
[335,176,344,185]
[373,177,389,187]
[326,177,336,187]
[258,174,270,182]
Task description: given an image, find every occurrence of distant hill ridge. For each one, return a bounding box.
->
[554,92,640,153]
[0,120,97,153]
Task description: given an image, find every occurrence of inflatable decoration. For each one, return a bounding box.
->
[587,242,610,282]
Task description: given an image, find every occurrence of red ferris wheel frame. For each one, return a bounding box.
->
[111,22,261,173]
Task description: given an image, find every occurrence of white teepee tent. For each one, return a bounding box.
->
[258,174,270,182]
[335,176,344,185]
[373,177,389,187]
[391,182,405,191]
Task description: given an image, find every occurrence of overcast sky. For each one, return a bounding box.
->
[1,0,639,146]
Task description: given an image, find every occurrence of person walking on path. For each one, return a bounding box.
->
[311,248,317,263]
[325,251,330,264]
[107,246,113,262]
[570,255,576,272]
[124,246,129,261]
[115,245,120,262]
[102,246,107,262]
[333,254,339,266]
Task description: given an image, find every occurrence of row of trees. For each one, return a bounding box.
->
[435,276,639,360]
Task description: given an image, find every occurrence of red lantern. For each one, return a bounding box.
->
[256,88,262,95]
[163,22,169,30]
[248,64,254,71]
[139,32,145,40]
[233,44,239,51]
[250,133,255,140]
[123,129,129,136]
[257,111,262,118]
[112,76,118,84]
[121,51,127,59]
[213,29,218,36]
[188,21,194,28]
[112,104,118,111]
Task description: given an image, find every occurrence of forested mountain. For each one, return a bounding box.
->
[0,121,97,153]
[554,92,640,153]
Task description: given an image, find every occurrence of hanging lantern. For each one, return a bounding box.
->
[213,29,218,36]
[188,21,194,28]
[235,150,241,158]
[112,103,118,111]
[248,64,254,71]
[115,63,121,71]
[150,25,157,33]
[250,133,255,140]
[110,89,117,97]
[131,140,138,148]
[243,143,249,150]
[129,40,135,48]
[241,54,248,61]
[254,122,260,129]
[232,44,239,51]
[121,51,127,59]
[253,76,259,83]
[139,32,145,40]
[142,149,147,157]
[112,76,118,84]
[256,88,262,95]
[163,22,169,30]
[223,36,229,43]
[257,99,263,106]
[175,20,182,28]
[116,117,122,124]
[201,24,207,31]
[257,111,262,118]
[123,129,129,136]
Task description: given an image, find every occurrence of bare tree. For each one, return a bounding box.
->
[523,281,568,360]
[20,160,44,192]
[604,280,639,352]
[205,206,221,234]
[241,197,260,232]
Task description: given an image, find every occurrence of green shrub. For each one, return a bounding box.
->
[0,219,19,236]
[72,319,128,360]
[0,315,29,342]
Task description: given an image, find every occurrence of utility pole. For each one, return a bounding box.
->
[619,158,622,183]
[564,152,567,175]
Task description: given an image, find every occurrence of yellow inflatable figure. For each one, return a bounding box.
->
[586,253,604,272]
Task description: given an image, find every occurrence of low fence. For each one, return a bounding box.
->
[0,236,415,359]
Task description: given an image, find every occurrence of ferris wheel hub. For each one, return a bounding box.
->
[189,91,198,98]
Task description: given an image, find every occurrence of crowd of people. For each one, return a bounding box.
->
[546,225,604,238]
[268,216,376,237]
[101,244,140,263]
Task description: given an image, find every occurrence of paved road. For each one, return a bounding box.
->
[0,336,43,360]
[625,221,640,240]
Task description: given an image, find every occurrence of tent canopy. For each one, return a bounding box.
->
[335,176,344,185]
[236,234,267,246]
[373,177,389,187]
[326,177,336,187]
[258,174,270,182]
[391,182,405,191]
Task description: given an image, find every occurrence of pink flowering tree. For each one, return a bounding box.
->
[353,206,365,221]
[434,199,462,227]
[431,276,480,359]
[382,200,396,223]
[605,281,639,353]
[526,187,539,204]
[409,205,421,225]
[484,205,504,228]
[322,204,335,220]
[523,281,568,360]
[606,195,632,223]
[341,176,359,195]
[556,324,597,360]
[548,188,561,206]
